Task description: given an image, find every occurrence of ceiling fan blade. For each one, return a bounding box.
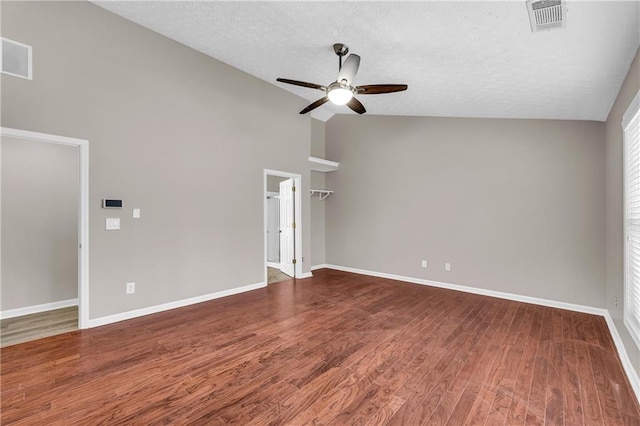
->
[277,78,326,91]
[337,54,361,86]
[346,97,366,115]
[300,97,329,114]
[356,84,408,95]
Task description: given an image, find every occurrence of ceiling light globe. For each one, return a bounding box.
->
[328,87,353,105]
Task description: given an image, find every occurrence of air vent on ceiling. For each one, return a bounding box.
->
[1,37,32,80]
[526,0,566,33]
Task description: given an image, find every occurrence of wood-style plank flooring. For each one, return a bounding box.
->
[0,306,78,348]
[1,269,638,424]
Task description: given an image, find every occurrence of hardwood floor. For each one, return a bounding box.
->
[1,269,638,424]
[0,306,78,348]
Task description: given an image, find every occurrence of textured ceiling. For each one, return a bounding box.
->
[93,1,639,121]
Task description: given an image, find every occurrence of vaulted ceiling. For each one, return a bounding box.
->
[94,1,639,121]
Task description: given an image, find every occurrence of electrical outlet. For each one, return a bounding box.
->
[126,282,135,294]
[445,262,451,272]
[421,260,427,268]
[615,296,619,306]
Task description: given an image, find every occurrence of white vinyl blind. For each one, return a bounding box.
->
[624,90,640,349]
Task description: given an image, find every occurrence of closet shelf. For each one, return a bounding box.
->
[309,156,339,172]
[310,189,334,200]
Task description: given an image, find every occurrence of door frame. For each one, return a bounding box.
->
[264,169,302,282]
[1,127,90,329]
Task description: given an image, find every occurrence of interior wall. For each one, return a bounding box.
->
[326,115,606,308]
[1,137,79,310]
[605,48,640,375]
[267,175,288,193]
[1,1,312,320]
[310,118,326,267]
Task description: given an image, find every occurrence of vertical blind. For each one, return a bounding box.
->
[624,90,640,348]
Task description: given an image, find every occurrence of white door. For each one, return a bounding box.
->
[279,179,295,277]
[266,195,280,262]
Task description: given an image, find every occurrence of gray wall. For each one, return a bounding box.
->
[267,175,288,193]
[326,115,606,308]
[606,48,640,374]
[1,1,312,320]
[310,119,326,267]
[1,137,79,310]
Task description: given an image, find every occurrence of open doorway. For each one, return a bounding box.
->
[264,170,302,285]
[0,128,89,346]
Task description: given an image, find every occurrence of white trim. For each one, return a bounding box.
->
[323,264,607,316]
[603,312,640,402]
[1,127,87,147]
[623,89,640,350]
[297,272,313,279]
[88,281,265,328]
[263,169,303,282]
[625,315,640,350]
[311,264,328,271]
[1,127,90,329]
[623,89,640,129]
[1,37,33,80]
[267,261,281,269]
[0,299,78,320]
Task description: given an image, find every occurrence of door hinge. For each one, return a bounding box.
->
[292,258,297,264]
[292,186,296,192]
[292,222,296,229]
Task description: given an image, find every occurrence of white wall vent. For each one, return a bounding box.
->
[1,37,32,80]
[526,0,567,33]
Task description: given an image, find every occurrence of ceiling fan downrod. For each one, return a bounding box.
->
[333,43,349,71]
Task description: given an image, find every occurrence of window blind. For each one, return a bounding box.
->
[624,90,640,349]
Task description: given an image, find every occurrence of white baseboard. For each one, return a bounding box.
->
[311,264,328,271]
[297,272,313,279]
[603,313,640,402]
[266,261,280,269]
[0,298,79,319]
[324,264,607,316]
[88,281,266,328]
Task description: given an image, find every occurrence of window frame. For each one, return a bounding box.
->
[623,88,640,349]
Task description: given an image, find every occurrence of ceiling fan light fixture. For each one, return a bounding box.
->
[327,85,353,105]
[277,43,407,115]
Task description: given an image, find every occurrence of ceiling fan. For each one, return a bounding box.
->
[276,43,408,115]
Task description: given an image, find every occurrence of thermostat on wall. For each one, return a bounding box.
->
[102,199,123,209]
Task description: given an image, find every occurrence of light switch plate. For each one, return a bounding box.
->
[106,218,120,230]
[133,208,141,219]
